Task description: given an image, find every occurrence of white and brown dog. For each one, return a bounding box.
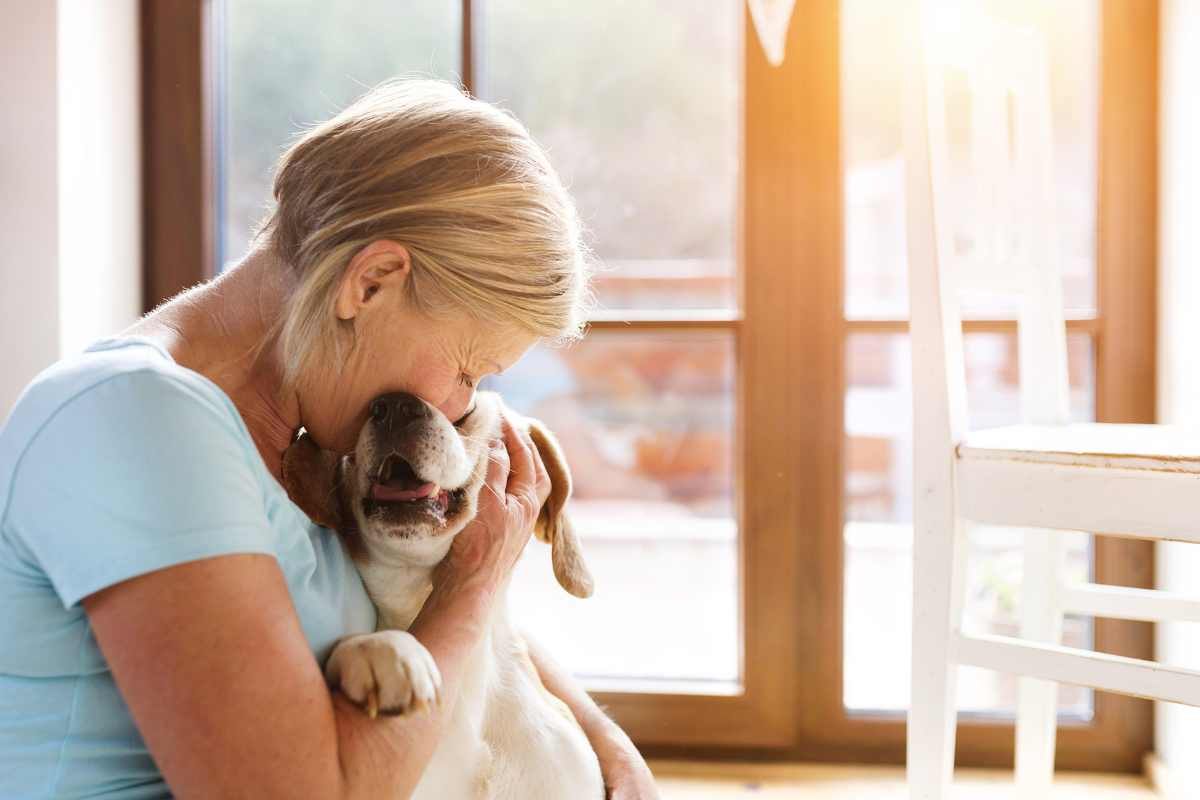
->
[281,390,604,799]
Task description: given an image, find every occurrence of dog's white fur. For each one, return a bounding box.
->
[310,392,604,800]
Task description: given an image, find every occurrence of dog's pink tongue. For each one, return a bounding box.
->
[372,481,438,502]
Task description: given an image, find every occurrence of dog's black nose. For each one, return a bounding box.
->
[369,392,430,428]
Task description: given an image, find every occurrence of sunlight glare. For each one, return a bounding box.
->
[923,0,984,69]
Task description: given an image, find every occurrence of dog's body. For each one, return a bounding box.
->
[283,391,604,800]
[341,549,602,800]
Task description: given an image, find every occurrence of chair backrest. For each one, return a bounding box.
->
[904,4,1071,455]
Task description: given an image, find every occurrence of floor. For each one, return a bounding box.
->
[650,761,1158,799]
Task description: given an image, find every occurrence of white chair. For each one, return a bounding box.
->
[903,5,1200,799]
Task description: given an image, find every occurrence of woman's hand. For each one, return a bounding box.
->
[428,414,551,607]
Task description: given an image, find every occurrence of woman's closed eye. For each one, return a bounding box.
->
[454,401,477,427]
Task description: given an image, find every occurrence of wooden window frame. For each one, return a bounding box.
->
[141,0,1157,769]
[141,0,218,311]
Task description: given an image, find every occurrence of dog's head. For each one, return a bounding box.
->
[281,391,593,598]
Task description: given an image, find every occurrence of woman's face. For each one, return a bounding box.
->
[294,240,541,454]
[303,308,537,455]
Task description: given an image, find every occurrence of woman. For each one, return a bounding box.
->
[0,79,656,798]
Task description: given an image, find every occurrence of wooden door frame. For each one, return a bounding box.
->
[594,0,839,751]
[1089,0,1159,769]
[141,0,1158,769]
[140,0,218,311]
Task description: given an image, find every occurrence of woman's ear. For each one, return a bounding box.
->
[281,431,345,530]
[334,239,412,321]
[527,419,594,599]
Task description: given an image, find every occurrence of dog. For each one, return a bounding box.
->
[281,390,605,799]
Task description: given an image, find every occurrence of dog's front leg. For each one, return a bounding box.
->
[325,631,443,718]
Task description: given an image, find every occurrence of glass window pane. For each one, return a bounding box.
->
[842,0,1099,319]
[843,331,1095,715]
[484,332,738,683]
[478,1,741,313]
[222,1,461,268]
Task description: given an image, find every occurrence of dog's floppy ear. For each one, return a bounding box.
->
[527,419,594,599]
[281,431,344,530]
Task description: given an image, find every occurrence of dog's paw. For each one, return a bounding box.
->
[325,631,442,718]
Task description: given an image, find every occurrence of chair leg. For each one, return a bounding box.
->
[909,516,969,800]
[1015,530,1065,796]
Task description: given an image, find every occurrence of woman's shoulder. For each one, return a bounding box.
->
[0,337,276,609]
[11,333,236,424]
[1,338,246,460]
[0,336,263,533]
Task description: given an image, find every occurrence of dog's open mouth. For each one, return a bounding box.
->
[364,453,463,525]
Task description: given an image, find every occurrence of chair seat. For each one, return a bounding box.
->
[958,423,1200,474]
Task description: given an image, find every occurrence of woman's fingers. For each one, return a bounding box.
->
[481,436,510,504]
[500,416,538,510]
[504,417,551,512]
[440,437,508,575]
[432,417,543,593]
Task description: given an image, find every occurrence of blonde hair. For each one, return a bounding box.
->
[261,78,592,390]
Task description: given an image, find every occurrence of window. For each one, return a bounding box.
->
[143,0,1157,765]
[497,332,740,685]
[220,1,462,269]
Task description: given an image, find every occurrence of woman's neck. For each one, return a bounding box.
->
[126,247,300,480]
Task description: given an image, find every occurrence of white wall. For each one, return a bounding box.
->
[0,0,141,421]
[57,0,142,356]
[1156,0,1200,783]
[0,2,61,419]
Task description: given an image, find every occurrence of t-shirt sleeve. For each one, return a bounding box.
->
[3,370,278,608]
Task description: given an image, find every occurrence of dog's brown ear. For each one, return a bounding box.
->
[527,419,594,599]
[281,431,343,530]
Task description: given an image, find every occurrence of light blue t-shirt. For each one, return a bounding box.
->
[0,337,376,799]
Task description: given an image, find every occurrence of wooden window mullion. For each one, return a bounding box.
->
[141,0,217,310]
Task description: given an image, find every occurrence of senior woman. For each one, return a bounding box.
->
[0,80,656,798]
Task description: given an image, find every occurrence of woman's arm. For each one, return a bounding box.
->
[86,553,430,799]
[525,636,660,800]
[85,417,547,799]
